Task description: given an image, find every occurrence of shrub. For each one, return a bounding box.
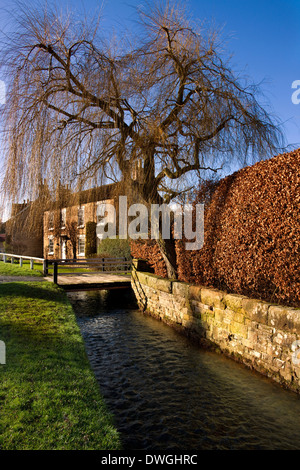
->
[97,237,132,260]
[130,238,167,278]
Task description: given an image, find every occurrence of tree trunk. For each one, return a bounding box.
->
[156,236,177,279]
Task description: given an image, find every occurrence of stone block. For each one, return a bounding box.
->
[230,321,248,339]
[272,357,285,370]
[243,339,255,350]
[200,287,225,309]
[249,350,261,359]
[172,281,189,297]
[268,306,300,333]
[214,307,224,323]
[146,275,172,293]
[189,285,202,301]
[247,329,258,342]
[241,298,269,324]
[260,352,274,365]
[224,293,245,312]
[232,310,245,324]
[191,300,206,315]
[134,271,149,286]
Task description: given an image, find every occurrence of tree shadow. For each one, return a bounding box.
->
[0,281,67,304]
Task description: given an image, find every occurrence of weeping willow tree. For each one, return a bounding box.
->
[0,0,284,277]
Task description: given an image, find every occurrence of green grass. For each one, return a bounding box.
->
[0,259,131,278]
[0,281,121,450]
[0,261,43,277]
[0,260,91,276]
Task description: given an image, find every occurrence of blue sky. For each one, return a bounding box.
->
[66,0,300,150]
[0,0,299,150]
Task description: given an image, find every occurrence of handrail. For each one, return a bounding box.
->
[0,252,44,261]
[0,252,48,275]
[47,257,130,264]
[51,258,132,284]
[0,252,132,282]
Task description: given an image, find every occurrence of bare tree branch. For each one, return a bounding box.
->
[0,0,286,277]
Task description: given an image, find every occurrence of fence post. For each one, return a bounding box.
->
[20,257,23,268]
[11,256,14,264]
[3,254,6,263]
[53,262,58,284]
[30,259,34,270]
[43,259,48,276]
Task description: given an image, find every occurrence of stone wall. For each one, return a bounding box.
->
[131,263,300,394]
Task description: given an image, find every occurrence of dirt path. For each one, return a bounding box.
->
[0,275,46,283]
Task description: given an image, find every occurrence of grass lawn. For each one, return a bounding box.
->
[0,261,44,277]
[0,260,129,277]
[0,281,121,450]
[0,260,93,277]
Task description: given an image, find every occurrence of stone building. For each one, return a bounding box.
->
[5,189,49,258]
[43,183,118,260]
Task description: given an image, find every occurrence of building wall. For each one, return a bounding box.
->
[43,199,114,259]
[5,207,44,258]
[131,263,300,394]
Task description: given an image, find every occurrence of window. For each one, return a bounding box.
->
[48,212,54,230]
[61,208,66,228]
[78,206,85,227]
[78,235,85,256]
[48,237,54,255]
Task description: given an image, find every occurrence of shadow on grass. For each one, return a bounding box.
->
[0,285,92,380]
[0,281,67,304]
[0,282,76,349]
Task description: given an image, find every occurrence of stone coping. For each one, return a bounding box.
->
[132,269,300,334]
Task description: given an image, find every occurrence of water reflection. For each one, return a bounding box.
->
[69,289,300,450]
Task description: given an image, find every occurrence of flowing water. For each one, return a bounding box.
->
[69,288,300,451]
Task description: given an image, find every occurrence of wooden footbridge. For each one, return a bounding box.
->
[0,253,132,291]
[46,257,132,291]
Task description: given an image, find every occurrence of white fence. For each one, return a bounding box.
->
[0,252,47,275]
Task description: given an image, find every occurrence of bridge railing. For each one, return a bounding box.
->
[47,257,132,284]
[0,252,48,275]
[0,253,132,283]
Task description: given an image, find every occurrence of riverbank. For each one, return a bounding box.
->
[0,281,121,450]
[132,267,300,394]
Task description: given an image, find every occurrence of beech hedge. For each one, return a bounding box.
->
[131,149,300,307]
